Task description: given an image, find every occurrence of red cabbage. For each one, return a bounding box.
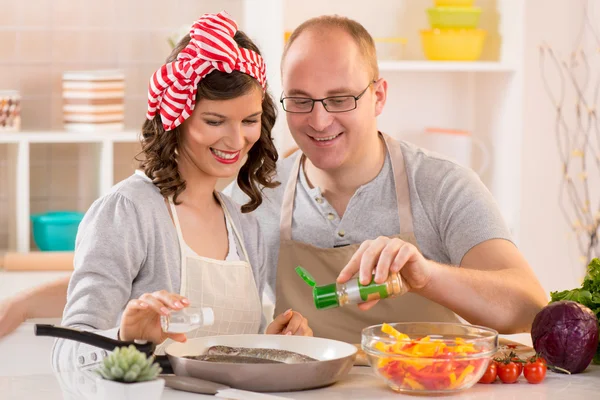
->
[531,300,599,373]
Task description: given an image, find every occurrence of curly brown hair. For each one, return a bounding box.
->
[138,31,279,213]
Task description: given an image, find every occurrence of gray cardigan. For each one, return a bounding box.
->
[52,172,268,372]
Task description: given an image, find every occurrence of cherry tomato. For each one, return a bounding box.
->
[497,362,521,384]
[524,360,547,384]
[536,357,547,365]
[478,361,497,384]
[511,357,523,376]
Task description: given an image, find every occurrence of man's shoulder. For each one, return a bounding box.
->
[400,140,477,186]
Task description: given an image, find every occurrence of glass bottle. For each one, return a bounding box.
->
[295,266,407,310]
[160,307,215,333]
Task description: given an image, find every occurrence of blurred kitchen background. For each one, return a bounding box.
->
[0,0,599,334]
[0,0,245,225]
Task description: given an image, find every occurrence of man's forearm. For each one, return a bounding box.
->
[417,262,548,334]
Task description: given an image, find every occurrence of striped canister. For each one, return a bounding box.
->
[62,70,125,132]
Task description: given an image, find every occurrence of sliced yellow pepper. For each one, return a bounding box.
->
[378,358,392,368]
[401,359,435,371]
[374,341,387,352]
[403,377,426,390]
[382,323,409,341]
[450,365,475,389]
[449,372,457,386]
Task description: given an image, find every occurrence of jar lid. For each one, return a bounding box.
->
[201,307,215,326]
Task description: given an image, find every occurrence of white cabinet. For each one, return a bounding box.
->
[0,132,139,253]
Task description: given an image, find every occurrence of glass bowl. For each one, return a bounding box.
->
[361,322,498,394]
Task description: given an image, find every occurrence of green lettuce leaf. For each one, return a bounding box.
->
[549,258,600,365]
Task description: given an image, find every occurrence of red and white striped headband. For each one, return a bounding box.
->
[146,11,267,131]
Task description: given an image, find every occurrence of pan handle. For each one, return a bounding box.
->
[34,324,156,355]
[155,356,174,375]
[34,324,174,374]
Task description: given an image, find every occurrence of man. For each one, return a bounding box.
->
[225,15,547,343]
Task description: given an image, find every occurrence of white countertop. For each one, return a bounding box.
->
[1,365,599,400]
[1,320,595,400]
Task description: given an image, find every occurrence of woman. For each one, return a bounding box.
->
[50,12,311,370]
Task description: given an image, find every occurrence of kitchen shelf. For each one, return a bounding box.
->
[378,61,517,73]
[1,130,141,253]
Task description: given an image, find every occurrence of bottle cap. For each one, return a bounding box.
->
[313,283,340,310]
[295,266,316,287]
[201,307,215,326]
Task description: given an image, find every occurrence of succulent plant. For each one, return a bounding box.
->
[96,345,162,383]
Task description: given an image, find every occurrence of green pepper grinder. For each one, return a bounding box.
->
[295,266,407,310]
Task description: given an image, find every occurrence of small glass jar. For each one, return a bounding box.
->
[0,90,21,132]
[160,307,215,333]
[296,266,407,310]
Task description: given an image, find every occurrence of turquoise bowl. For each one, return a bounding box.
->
[30,211,84,251]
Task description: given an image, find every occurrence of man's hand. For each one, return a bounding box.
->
[337,236,433,310]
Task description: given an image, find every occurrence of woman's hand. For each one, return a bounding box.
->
[265,309,313,336]
[119,290,190,344]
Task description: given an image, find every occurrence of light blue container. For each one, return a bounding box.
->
[30,211,85,251]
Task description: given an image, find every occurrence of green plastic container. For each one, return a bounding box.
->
[31,211,84,251]
[427,7,482,29]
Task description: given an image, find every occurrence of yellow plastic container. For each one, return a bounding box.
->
[421,29,486,61]
[434,0,474,6]
[427,7,482,29]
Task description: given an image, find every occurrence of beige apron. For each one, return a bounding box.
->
[275,133,460,344]
[168,192,262,338]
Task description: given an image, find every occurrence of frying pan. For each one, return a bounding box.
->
[35,324,357,392]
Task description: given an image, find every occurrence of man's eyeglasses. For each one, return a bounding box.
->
[280,81,376,114]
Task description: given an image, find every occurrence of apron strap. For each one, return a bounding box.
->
[215,192,252,264]
[168,196,187,253]
[279,153,303,242]
[381,133,414,235]
[168,196,188,296]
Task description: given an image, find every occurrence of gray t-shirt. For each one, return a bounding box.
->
[225,139,512,301]
[53,172,268,371]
